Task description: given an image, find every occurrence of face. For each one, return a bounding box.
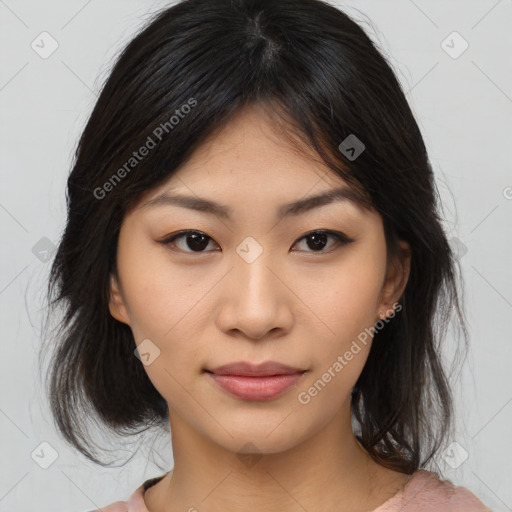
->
[108,104,410,456]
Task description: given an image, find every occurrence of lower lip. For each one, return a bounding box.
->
[207,372,305,401]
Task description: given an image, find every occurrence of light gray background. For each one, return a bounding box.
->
[1,0,511,510]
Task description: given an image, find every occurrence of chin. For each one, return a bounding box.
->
[204,414,313,457]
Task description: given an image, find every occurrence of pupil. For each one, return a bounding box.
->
[188,234,209,251]
[308,233,327,251]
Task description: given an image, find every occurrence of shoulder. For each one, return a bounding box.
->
[90,472,168,512]
[382,469,493,511]
[88,486,146,512]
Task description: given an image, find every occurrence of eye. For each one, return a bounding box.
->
[158,229,355,254]
[292,229,355,253]
[160,230,219,253]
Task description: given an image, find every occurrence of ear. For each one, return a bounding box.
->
[108,273,130,325]
[377,240,411,320]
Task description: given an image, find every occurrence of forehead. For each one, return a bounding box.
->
[136,105,374,218]
[175,104,329,180]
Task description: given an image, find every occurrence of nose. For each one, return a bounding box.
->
[215,249,294,341]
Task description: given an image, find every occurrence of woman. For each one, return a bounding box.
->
[42,0,492,510]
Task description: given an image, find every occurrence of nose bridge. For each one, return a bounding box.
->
[234,235,280,306]
[219,235,290,338]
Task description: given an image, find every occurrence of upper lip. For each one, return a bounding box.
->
[206,361,306,376]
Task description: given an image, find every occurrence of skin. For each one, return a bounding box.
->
[109,104,412,512]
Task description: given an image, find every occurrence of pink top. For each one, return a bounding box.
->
[95,469,493,511]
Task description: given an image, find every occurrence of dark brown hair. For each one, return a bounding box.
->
[40,0,468,472]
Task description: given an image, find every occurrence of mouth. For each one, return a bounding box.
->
[204,360,306,377]
[203,361,307,401]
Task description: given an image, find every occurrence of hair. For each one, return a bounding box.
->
[40,0,469,472]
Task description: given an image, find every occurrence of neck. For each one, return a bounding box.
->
[146,404,408,512]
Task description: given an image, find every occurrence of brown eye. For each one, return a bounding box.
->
[160,230,219,253]
[292,230,355,253]
[159,229,355,255]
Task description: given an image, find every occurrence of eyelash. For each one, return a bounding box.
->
[158,229,355,255]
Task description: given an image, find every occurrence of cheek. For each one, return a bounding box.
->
[117,239,208,340]
[296,247,385,401]
[116,238,223,399]
[116,241,210,402]
[302,253,384,343]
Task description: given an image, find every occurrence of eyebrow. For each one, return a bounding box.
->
[140,186,372,221]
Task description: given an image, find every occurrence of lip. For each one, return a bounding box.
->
[204,361,307,401]
[208,361,305,376]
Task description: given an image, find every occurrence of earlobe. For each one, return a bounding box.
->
[108,274,130,325]
[378,240,411,319]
